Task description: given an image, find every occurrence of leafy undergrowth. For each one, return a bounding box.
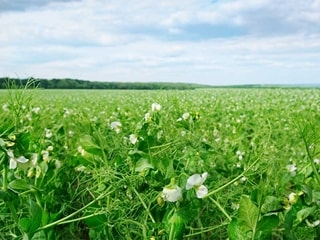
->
[0,81,320,239]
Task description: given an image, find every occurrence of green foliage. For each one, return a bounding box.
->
[0,86,320,239]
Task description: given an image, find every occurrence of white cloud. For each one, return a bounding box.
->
[0,0,320,85]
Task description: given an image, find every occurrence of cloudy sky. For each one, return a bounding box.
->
[1,0,320,85]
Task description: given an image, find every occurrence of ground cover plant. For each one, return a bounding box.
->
[0,81,320,239]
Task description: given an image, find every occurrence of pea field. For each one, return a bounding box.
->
[1,84,320,239]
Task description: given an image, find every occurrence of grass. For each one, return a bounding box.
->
[0,86,320,239]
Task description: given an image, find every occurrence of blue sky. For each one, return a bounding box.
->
[1,0,320,85]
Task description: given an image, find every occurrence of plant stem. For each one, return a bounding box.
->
[2,165,8,191]
[205,157,260,198]
[132,187,156,223]
[36,187,114,232]
[301,132,320,186]
[209,197,231,221]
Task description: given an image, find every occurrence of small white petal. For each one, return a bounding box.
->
[110,121,121,129]
[182,112,190,120]
[129,134,138,145]
[196,185,208,198]
[162,186,182,202]
[288,192,296,204]
[186,172,208,190]
[151,103,161,111]
[186,174,202,190]
[16,156,29,163]
[7,149,14,158]
[9,158,17,169]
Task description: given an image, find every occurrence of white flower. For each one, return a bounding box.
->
[186,172,208,198]
[182,112,190,120]
[236,150,245,161]
[68,130,74,136]
[63,108,70,117]
[314,158,320,165]
[129,134,138,145]
[288,192,297,204]
[110,121,122,133]
[2,103,9,111]
[162,185,182,202]
[286,164,297,176]
[240,176,247,182]
[45,128,52,138]
[78,146,86,156]
[75,165,86,172]
[308,220,320,228]
[8,150,29,170]
[41,150,50,162]
[31,153,38,167]
[144,112,151,122]
[151,103,161,111]
[31,107,40,114]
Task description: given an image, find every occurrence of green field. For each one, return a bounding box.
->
[1,87,320,239]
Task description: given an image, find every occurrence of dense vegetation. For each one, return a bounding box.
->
[0,80,320,239]
[0,78,211,90]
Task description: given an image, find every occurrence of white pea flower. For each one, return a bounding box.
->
[162,184,182,202]
[286,164,297,176]
[47,146,54,151]
[31,107,40,114]
[307,220,320,228]
[186,172,208,198]
[75,165,86,172]
[110,121,122,133]
[68,130,74,137]
[314,158,320,165]
[240,176,247,183]
[151,103,161,111]
[288,192,297,204]
[182,112,190,120]
[45,128,52,138]
[144,112,151,122]
[129,134,138,145]
[41,150,50,162]
[78,146,86,156]
[7,150,29,169]
[2,103,9,111]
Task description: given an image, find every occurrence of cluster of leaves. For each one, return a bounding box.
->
[0,83,320,239]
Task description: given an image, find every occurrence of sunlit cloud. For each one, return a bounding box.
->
[0,0,320,85]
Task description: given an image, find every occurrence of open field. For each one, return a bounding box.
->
[1,88,320,239]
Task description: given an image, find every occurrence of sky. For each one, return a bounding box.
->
[0,0,320,86]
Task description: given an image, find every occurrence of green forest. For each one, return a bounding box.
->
[0,78,211,90]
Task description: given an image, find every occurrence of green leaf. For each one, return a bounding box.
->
[135,158,154,172]
[261,196,282,214]
[0,138,5,147]
[257,215,279,233]
[167,211,185,240]
[19,218,32,232]
[238,195,259,233]
[79,135,102,155]
[9,179,31,191]
[296,207,316,224]
[228,219,247,240]
[85,213,107,229]
[29,200,42,233]
[31,230,47,240]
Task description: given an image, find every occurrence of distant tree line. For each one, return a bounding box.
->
[0,78,211,90]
